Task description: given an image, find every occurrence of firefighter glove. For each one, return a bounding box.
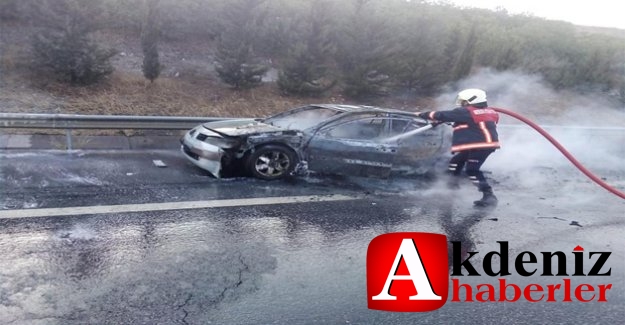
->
[418,112,431,120]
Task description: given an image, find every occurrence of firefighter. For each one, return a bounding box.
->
[418,88,500,207]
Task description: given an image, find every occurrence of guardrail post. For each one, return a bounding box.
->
[66,129,73,150]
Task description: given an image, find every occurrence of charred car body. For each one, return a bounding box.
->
[181,104,450,180]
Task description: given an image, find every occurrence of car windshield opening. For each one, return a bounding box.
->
[264,107,340,130]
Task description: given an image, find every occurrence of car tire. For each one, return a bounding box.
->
[246,145,298,180]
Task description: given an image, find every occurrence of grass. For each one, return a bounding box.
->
[32,71,321,118]
[0,35,333,119]
[2,66,426,120]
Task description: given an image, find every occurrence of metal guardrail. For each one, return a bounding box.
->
[0,113,232,130]
[0,112,236,150]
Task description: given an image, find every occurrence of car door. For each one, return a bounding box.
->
[387,117,448,174]
[305,116,397,178]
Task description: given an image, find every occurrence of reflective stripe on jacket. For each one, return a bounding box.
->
[424,105,500,153]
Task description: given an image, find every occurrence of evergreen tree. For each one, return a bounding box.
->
[215,41,269,89]
[214,0,268,89]
[451,25,477,81]
[141,0,161,83]
[277,0,336,96]
[31,0,116,85]
[278,43,336,96]
[391,7,451,94]
[334,0,393,99]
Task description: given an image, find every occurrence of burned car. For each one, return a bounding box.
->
[180,104,450,180]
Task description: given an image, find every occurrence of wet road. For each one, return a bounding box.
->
[1,150,624,324]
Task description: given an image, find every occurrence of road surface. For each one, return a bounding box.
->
[1,149,623,324]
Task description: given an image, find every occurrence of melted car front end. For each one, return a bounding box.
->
[180,126,241,178]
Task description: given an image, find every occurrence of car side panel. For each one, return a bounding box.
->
[305,137,397,178]
[392,126,450,174]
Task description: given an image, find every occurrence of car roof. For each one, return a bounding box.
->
[310,104,414,115]
[310,104,375,112]
[302,104,423,131]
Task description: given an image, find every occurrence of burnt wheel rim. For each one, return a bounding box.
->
[254,151,291,178]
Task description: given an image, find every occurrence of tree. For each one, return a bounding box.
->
[334,0,394,100]
[451,24,478,81]
[390,2,452,94]
[214,0,269,89]
[141,0,162,83]
[215,39,269,89]
[277,42,336,96]
[31,0,117,85]
[277,0,337,96]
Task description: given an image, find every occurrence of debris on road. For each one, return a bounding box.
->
[153,160,167,168]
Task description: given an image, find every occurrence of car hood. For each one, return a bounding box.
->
[202,118,284,137]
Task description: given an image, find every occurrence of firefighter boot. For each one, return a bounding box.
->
[473,188,498,207]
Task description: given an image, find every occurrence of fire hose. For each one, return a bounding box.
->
[492,107,625,200]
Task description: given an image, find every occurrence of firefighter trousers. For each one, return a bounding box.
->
[448,149,495,192]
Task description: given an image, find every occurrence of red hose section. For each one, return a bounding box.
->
[492,107,625,200]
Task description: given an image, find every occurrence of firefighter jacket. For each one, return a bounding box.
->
[419,105,500,153]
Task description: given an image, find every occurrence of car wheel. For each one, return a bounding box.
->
[246,145,298,180]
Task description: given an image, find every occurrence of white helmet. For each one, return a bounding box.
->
[455,88,487,106]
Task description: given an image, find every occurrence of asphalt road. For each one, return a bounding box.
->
[0,149,624,324]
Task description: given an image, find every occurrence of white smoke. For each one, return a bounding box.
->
[434,68,625,125]
[430,68,625,198]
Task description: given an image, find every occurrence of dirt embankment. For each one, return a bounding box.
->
[0,21,360,119]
